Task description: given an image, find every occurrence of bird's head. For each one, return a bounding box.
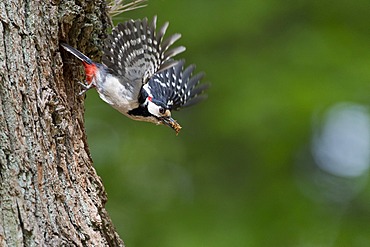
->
[145,96,182,134]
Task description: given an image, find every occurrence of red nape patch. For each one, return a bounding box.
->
[148,96,153,101]
[83,62,97,85]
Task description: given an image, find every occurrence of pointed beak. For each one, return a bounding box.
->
[161,117,182,135]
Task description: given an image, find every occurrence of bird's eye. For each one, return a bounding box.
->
[159,108,166,114]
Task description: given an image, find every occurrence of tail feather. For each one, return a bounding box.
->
[60,43,98,86]
[60,43,93,65]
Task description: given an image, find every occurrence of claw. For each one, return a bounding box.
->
[77,81,94,96]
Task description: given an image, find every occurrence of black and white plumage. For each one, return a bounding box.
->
[147,60,208,111]
[61,16,208,134]
[103,16,185,83]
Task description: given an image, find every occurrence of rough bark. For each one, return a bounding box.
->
[0,0,123,246]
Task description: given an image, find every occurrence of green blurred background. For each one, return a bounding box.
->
[85,0,370,246]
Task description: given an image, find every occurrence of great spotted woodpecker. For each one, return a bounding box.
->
[61,16,208,134]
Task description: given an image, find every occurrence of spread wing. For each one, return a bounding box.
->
[103,16,185,86]
[147,60,209,111]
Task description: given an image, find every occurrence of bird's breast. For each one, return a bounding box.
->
[95,73,139,113]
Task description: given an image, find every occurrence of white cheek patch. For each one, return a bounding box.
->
[147,100,161,117]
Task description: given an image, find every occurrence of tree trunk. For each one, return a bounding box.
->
[0,0,124,246]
